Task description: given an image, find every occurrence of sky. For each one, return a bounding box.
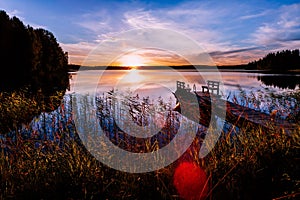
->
[1,0,300,66]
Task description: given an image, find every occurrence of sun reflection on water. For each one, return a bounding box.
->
[120,68,145,84]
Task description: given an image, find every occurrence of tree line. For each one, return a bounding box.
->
[0,10,69,95]
[0,10,70,132]
[247,49,300,71]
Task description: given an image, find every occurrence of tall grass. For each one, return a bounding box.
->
[0,89,299,199]
[204,123,299,199]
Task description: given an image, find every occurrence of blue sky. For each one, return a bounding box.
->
[1,0,300,66]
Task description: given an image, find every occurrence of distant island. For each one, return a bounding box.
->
[68,49,300,72]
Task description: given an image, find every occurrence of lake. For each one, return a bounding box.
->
[59,68,299,162]
[68,69,300,117]
[3,69,298,145]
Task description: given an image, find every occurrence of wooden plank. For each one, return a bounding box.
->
[174,89,297,134]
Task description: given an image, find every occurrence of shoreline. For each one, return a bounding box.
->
[68,65,300,75]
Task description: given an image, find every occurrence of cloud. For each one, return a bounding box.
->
[74,1,227,48]
[75,10,112,33]
[60,42,97,65]
[136,49,190,66]
[240,10,270,20]
[252,3,300,46]
[210,49,268,66]
[119,4,234,61]
[207,46,277,66]
[27,22,47,29]
[123,9,171,29]
[209,47,261,56]
[5,9,47,29]
[65,2,245,65]
[6,9,22,18]
[64,1,300,66]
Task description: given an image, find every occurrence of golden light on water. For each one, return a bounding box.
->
[122,68,145,83]
[114,53,147,84]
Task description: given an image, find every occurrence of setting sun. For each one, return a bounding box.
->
[118,54,146,67]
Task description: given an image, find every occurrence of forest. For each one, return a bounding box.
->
[0,10,70,132]
[247,49,300,71]
[0,10,69,95]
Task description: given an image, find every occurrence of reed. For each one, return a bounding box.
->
[0,89,299,199]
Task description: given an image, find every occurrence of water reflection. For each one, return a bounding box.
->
[3,69,299,152]
[69,69,299,97]
[257,74,300,90]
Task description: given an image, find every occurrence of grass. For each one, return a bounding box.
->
[205,123,300,199]
[0,89,299,199]
[0,138,178,200]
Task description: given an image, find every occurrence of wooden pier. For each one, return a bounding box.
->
[174,81,298,134]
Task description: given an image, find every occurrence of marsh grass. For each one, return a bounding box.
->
[204,124,300,200]
[0,89,299,199]
[0,136,179,200]
[0,88,65,134]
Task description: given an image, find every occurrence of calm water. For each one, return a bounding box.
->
[67,69,300,105]
[3,69,298,143]
[69,69,300,94]
[68,69,300,116]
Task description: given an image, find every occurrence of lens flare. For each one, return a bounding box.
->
[173,162,209,200]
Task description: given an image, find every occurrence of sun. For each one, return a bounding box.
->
[118,54,146,67]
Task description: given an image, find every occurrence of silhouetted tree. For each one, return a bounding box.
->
[0,10,70,133]
[257,75,300,90]
[247,49,300,71]
[0,10,69,99]
[0,11,32,89]
[29,28,69,97]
